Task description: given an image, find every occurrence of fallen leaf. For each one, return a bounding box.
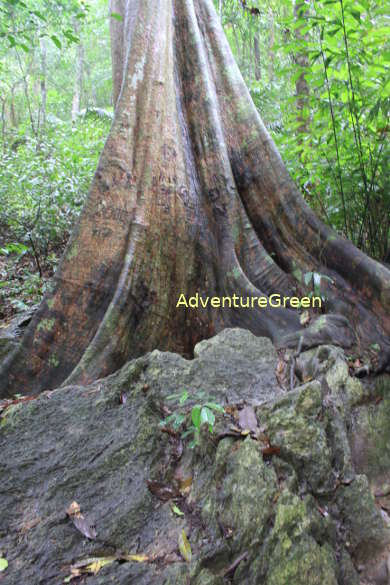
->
[179,476,192,495]
[64,557,116,581]
[262,445,281,457]
[300,311,310,326]
[229,425,243,434]
[224,405,238,416]
[147,480,179,501]
[160,426,179,438]
[64,567,81,582]
[178,529,192,562]
[172,504,184,516]
[238,406,258,434]
[72,517,97,540]
[86,558,115,574]
[275,358,288,388]
[66,501,97,540]
[124,554,149,562]
[66,501,81,517]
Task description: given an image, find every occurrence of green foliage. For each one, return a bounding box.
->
[0,115,109,318]
[275,0,389,259]
[0,0,87,53]
[0,116,110,262]
[161,391,224,448]
[215,0,389,261]
[303,271,334,300]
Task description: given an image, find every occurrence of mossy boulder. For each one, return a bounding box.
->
[0,329,389,584]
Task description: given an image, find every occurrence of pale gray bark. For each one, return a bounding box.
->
[71,19,84,121]
[39,38,47,130]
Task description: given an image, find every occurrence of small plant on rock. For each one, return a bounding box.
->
[160,390,224,448]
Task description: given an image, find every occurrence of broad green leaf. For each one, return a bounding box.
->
[200,406,215,428]
[191,405,201,429]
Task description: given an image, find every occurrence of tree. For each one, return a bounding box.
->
[1,0,389,397]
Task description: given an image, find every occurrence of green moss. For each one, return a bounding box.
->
[266,494,338,585]
[292,268,302,282]
[48,354,59,368]
[37,318,55,333]
[262,389,333,491]
[67,243,78,260]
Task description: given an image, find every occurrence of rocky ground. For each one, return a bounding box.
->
[0,327,389,584]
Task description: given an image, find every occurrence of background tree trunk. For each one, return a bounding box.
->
[268,8,275,82]
[293,1,310,137]
[109,0,125,107]
[1,0,389,397]
[71,19,84,122]
[39,38,47,132]
[254,32,261,81]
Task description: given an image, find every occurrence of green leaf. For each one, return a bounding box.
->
[0,558,8,572]
[64,31,80,44]
[328,27,341,37]
[110,11,123,21]
[191,405,201,429]
[179,391,189,404]
[200,406,215,428]
[172,504,184,516]
[205,402,224,413]
[30,9,46,21]
[51,35,62,49]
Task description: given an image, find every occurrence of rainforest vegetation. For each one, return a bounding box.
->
[0,0,388,324]
[1,4,390,582]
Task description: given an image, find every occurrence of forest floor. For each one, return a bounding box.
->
[0,226,64,323]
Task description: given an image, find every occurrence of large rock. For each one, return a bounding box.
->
[0,328,389,584]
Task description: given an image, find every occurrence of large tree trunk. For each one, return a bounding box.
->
[1,0,389,397]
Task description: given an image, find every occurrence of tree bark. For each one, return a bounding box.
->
[1,0,389,397]
[71,19,84,121]
[39,38,47,131]
[254,33,261,81]
[268,8,275,82]
[109,0,125,107]
[293,1,310,137]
